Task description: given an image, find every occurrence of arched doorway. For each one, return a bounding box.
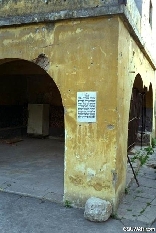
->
[0,59,64,202]
[127,74,153,151]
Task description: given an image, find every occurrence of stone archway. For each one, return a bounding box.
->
[127,74,144,150]
[0,58,65,202]
[128,74,153,150]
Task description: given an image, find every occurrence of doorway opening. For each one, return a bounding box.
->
[126,74,153,186]
[127,74,153,151]
[0,59,64,202]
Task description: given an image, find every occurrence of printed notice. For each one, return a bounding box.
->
[77,92,96,122]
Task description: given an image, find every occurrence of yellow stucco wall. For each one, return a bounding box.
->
[0,15,155,211]
[116,17,155,207]
[0,16,119,209]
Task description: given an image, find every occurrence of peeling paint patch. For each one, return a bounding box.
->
[87,178,111,192]
[93,182,103,191]
[101,164,107,171]
[76,164,85,173]
[99,46,106,56]
[69,175,84,186]
[111,170,117,187]
[76,28,82,33]
[107,124,115,130]
[32,53,50,71]
[87,168,96,180]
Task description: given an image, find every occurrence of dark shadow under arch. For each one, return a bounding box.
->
[0,59,64,138]
[127,74,153,150]
[145,83,153,132]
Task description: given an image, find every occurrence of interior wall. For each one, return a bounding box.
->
[0,75,27,105]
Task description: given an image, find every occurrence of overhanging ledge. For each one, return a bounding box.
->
[0,5,123,27]
[0,4,155,70]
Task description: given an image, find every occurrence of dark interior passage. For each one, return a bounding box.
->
[128,74,153,150]
[0,58,65,201]
[0,60,64,139]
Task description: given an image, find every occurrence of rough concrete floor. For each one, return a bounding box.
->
[0,139,155,230]
[117,146,156,226]
[0,137,64,203]
[0,191,128,233]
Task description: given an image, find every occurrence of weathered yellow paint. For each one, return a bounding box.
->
[0,15,155,211]
[115,17,156,207]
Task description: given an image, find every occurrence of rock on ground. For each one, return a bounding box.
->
[84,197,112,222]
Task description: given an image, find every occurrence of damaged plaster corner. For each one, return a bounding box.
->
[32,53,50,71]
[111,170,118,187]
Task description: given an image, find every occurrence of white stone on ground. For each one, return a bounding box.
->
[84,197,112,222]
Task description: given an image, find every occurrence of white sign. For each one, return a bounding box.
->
[77,92,96,122]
